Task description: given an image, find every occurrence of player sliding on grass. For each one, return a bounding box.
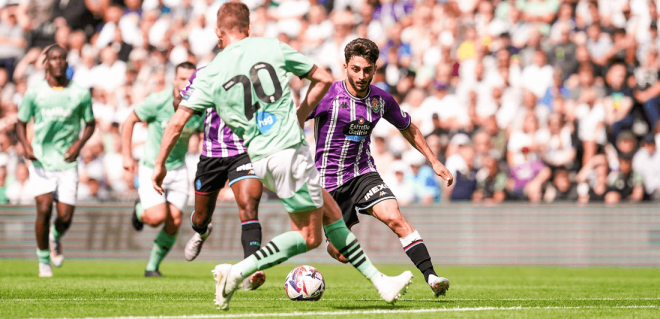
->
[178,68,266,291]
[16,45,96,277]
[306,38,453,297]
[152,2,413,310]
[121,62,204,277]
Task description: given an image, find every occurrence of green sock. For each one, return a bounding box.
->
[324,219,379,279]
[36,248,50,264]
[145,230,177,271]
[233,231,307,278]
[50,224,63,240]
[135,202,145,223]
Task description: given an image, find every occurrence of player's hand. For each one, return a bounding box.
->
[64,142,82,162]
[122,155,136,172]
[432,162,453,187]
[24,145,37,161]
[152,164,167,195]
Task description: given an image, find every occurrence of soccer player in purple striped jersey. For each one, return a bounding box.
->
[306,38,454,297]
[177,69,267,291]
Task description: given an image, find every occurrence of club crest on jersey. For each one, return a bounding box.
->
[369,97,384,113]
[343,117,373,142]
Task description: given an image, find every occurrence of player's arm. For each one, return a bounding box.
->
[15,120,36,160]
[297,66,333,128]
[152,107,195,194]
[64,119,96,162]
[120,111,142,172]
[401,123,454,186]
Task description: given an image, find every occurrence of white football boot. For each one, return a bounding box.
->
[370,271,414,304]
[212,264,241,310]
[242,270,266,290]
[39,263,53,277]
[185,224,213,261]
[49,232,64,268]
[428,274,450,297]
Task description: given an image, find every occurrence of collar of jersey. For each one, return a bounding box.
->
[342,80,371,101]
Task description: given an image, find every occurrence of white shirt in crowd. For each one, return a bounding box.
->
[575,102,607,144]
[632,146,660,194]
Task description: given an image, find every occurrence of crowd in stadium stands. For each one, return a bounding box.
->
[0,0,659,205]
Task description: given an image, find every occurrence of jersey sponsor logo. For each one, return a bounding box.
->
[41,107,73,119]
[364,183,390,201]
[236,163,253,172]
[256,111,277,134]
[369,97,384,113]
[343,117,374,142]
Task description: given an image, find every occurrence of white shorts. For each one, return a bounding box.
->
[138,165,189,211]
[252,143,324,213]
[28,165,79,206]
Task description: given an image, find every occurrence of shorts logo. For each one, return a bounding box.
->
[195,178,202,190]
[364,183,390,201]
[369,97,383,113]
[236,163,253,172]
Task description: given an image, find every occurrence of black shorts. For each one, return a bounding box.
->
[328,172,396,229]
[194,153,258,194]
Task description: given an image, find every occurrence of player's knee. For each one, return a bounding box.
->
[238,198,259,220]
[305,233,323,250]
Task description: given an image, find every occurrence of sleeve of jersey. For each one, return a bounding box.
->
[278,41,315,79]
[17,88,35,122]
[179,74,214,113]
[133,94,157,122]
[81,91,94,122]
[382,94,411,131]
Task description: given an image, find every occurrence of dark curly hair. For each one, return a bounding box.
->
[344,38,379,65]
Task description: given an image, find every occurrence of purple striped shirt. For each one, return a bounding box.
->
[307,81,411,191]
[181,68,246,158]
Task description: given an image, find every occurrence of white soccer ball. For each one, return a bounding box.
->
[284,265,325,301]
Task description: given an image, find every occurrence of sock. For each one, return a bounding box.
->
[232,231,307,279]
[241,220,262,258]
[400,230,436,283]
[50,224,63,240]
[324,219,378,279]
[135,202,145,223]
[36,248,50,265]
[145,230,177,271]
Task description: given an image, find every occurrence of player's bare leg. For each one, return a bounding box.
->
[184,190,218,261]
[35,193,54,277]
[48,201,75,268]
[141,203,181,277]
[231,178,266,290]
[368,199,449,297]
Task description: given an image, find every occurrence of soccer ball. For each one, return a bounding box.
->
[284,265,325,301]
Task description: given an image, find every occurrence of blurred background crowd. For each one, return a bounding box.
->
[0,0,659,205]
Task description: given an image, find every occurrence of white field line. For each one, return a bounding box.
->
[23,305,660,319]
[4,297,660,301]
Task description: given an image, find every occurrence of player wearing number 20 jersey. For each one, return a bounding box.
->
[156,2,414,310]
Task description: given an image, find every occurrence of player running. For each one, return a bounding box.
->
[179,68,266,291]
[152,2,414,310]
[121,62,204,277]
[306,38,454,297]
[16,45,96,277]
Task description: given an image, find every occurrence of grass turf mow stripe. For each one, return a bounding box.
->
[28,306,660,319]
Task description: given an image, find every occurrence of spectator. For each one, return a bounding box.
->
[506,141,551,203]
[633,134,660,199]
[576,154,610,203]
[446,145,477,202]
[607,150,645,203]
[537,113,576,169]
[543,168,579,202]
[383,160,414,206]
[0,4,27,81]
[473,156,507,203]
[521,49,553,99]
[403,150,440,204]
[6,161,32,205]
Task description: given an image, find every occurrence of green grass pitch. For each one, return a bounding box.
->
[1,259,659,318]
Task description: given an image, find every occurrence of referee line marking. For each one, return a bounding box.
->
[22,305,660,319]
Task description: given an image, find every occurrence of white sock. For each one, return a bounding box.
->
[428,274,438,286]
[399,230,422,249]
